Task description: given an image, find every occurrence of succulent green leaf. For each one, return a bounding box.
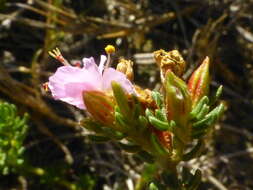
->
[115,111,129,128]
[100,127,125,140]
[192,103,224,134]
[136,151,155,164]
[132,96,142,119]
[111,81,130,117]
[151,91,163,108]
[148,116,170,131]
[205,103,225,119]
[155,109,167,122]
[118,143,141,153]
[210,85,223,106]
[138,115,148,128]
[145,108,154,118]
[150,134,168,154]
[195,104,210,120]
[190,96,209,119]
[192,115,215,129]
[82,119,103,133]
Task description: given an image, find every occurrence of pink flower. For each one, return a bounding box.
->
[48,55,134,109]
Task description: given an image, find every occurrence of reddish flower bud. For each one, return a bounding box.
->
[188,57,210,107]
[165,71,192,127]
[164,71,192,143]
[83,91,115,125]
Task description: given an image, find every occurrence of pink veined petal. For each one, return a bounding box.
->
[49,65,102,84]
[48,65,103,109]
[102,68,134,94]
[62,82,98,109]
[82,57,99,73]
[98,55,107,74]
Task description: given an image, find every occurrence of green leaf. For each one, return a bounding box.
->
[151,91,163,108]
[82,119,103,133]
[118,143,141,153]
[100,127,125,140]
[135,151,155,164]
[210,85,223,106]
[195,104,209,120]
[115,111,129,128]
[148,116,170,131]
[192,115,215,129]
[145,108,154,118]
[111,81,130,117]
[132,95,142,120]
[155,109,167,122]
[150,134,168,154]
[138,115,148,129]
[190,96,209,119]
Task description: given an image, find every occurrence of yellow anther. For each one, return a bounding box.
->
[105,45,116,54]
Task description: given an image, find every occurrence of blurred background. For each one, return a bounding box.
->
[0,0,253,189]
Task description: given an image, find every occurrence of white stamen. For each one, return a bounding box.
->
[105,53,111,69]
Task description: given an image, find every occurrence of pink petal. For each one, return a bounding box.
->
[102,68,134,94]
[82,57,100,74]
[62,82,97,109]
[48,66,103,109]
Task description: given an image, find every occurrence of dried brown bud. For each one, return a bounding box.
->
[154,49,186,82]
[134,85,156,109]
[116,59,134,81]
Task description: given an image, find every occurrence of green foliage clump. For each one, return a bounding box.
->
[0,102,29,175]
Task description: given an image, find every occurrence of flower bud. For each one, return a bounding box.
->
[83,91,115,125]
[187,57,210,107]
[165,71,191,126]
[154,49,186,82]
[164,71,192,143]
[116,59,134,81]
